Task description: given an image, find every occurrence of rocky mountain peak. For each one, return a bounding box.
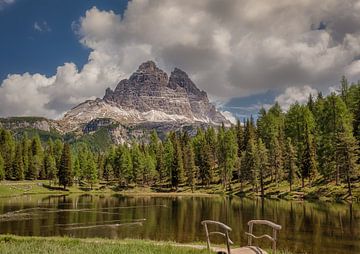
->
[63,60,230,133]
[168,67,206,98]
[129,60,168,86]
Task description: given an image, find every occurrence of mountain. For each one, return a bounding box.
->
[58,61,229,132]
[0,61,230,146]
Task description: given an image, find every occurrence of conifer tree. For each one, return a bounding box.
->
[0,129,15,179]
[301,124,317,187]
[155,142,166,182]
[53,139,63,172]
[13,143,24,180]
[103,162,113,182]
[131,143,145,184]
[28,135,43,180]
[86,155,98,189]
[183,141,197,191]
[44,153,57,185]
[170,137,185,190]
[285,138,297,191]
[0,153,4,180]
[336,123,359,196]
[257,139,268,196]
[58,143,72,189]
[119,146,133,186]
[21,133,30,177]
[164,137,175,183]
[72,157,81,185]
[241,136,258,192]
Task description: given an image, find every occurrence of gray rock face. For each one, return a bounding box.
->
[59,60,230,133]
[103,60,229,124]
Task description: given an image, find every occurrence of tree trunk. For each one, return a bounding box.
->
[260,173,264,197]
[347,173,352,196]
[301,177,304,188]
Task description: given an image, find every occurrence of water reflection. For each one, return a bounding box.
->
[0,195,358,254]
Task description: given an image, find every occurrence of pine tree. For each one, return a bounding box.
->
[0,153,4,180]
[221,128,238,190]
[103,162,113,182]
[164,137,175,183]
[257,139,268,196]
[0,129,15,180]
[340,75,349,106]
[13,143,24,180]
[86,155,98,189]
[183,142,197,192]
[53,139,63,173]
[170,136,185,190]
[28,135,43,180]
[143,150,157,185]
[131,143,145,184]
[336,124,359,196]
[58,143,72,190]
[301,124,317,188]
[285,138,297,191]
[21,133,30,177]
[155,142,166,182]
[119,146,133,186]
[44,153,57,185]
[241,136,258,192]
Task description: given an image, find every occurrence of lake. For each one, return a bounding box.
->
[0,194,359,254]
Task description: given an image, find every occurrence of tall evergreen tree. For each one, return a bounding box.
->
[285,138,297,191]
[58,143,72,189]
[21,133,30,177]
[28,135,43,180]
[13,143,24,180]
[183,141,197,192]
[44,153,57,185]
[301,124,317,187]
[0,153,4,180]
[155,142,166,182]
[0,129,15,179]
[336,124,359,196]
[257,139,268,196]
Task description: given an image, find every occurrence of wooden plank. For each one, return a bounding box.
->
[213,246,267,254]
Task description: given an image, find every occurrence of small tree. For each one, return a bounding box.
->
[13,143,25,180]
[58,143,72,190]
[285,138,297,191]
[0,154,5,180]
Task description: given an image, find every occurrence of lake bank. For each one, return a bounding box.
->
[0,194,358,254]
[0,179,359,202]
[0,235,293,254]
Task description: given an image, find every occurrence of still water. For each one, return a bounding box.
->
[0,194,358,254]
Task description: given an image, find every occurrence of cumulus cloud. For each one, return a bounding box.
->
[220,111,237,124]
[33,21,51,32]
[2,0,360,118]
[275,85,318,111]
[0,0,15,10]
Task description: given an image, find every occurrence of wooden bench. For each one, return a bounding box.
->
[201,220,281,254]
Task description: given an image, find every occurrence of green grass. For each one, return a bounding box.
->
[0,178,359,202]
[0,235,212,254]
[0,235,295,254]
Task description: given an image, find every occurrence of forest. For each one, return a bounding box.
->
[0,76,359,198]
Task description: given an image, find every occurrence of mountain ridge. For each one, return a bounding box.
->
[0,61,231,144]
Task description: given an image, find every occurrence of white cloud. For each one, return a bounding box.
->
[0,0,15,10]
[220,111,237,124]
[2,1,360,118]
[33,21,51,32]
[275,85,318,111]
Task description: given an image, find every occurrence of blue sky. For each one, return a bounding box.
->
[0,0,128,81]
[0,1,360,119]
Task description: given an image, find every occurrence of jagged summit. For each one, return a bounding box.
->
[168,67,206,98]
[60,61,230,132]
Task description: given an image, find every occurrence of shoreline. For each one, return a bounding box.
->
[0,180,358,203]
[0,235,294,254]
